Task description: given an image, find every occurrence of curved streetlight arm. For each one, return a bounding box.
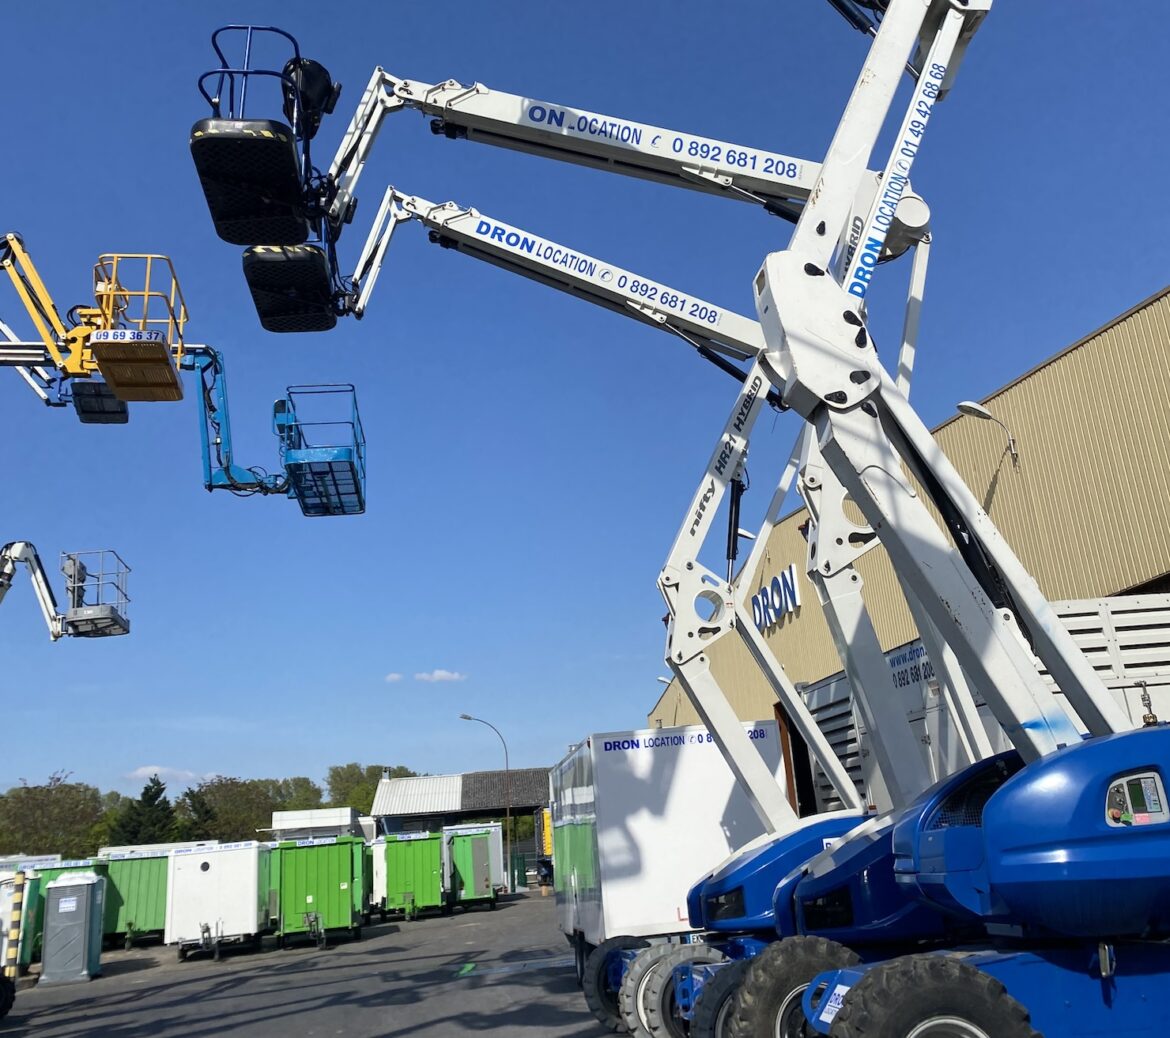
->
[957,400,1019,466]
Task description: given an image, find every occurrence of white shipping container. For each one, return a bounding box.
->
[0,855,62,881]
[99,841,217,857]
[164,842,270,947]
[551,720,785,947]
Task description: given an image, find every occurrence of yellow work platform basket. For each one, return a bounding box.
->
[88,253,187,402]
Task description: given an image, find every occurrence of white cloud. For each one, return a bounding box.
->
[415,669,467,683]
[125,765,206,787]
[384,672,403,683]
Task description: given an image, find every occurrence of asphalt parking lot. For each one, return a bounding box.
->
[5,893,602,1037]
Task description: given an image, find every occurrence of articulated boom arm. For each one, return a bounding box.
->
[0,542,64,639]
[0,234,76,372]
[181,347,288,497]
[350,187,786,396]
[327,68,839,232]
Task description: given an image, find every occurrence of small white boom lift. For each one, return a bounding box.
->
[0,542,130,640]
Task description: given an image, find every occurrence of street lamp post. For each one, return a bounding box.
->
[460,713,512,893]
[957,400,1019,467]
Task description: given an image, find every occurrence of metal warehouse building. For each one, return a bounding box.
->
[649,286,1170,731]
[370,768,552,832]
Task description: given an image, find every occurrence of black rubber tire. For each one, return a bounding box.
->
[827,954,1042,1038]
[574,934,591,989]
[619,944,678,1037]
[177,944,188,962]
[727,936,860,1038]
[584,935,651,1032]
[692,958,751,1038]
[0,974,14,1020]
[645,945,726,1038]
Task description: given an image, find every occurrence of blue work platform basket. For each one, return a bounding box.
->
[274,385,366,517]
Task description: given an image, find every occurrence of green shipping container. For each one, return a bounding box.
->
[104,853,169,943]
[385,833,443,917]
[275,837,367,941]
[448,833,495,909]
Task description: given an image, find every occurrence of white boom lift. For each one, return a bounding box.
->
[0,542,130,640]
[340,183,994,824]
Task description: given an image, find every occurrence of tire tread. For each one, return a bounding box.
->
[828,954,1041,1038]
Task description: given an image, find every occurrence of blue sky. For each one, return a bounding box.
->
[2,2,1167,799]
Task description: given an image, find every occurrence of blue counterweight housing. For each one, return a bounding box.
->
[785,812,963,946]
[891,750,1023,921]
[895,727,1170,938]
[688,814,863,933]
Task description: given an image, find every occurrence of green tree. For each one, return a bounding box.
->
[326,763,416,812]
[0,772,104,858]
[108,776,176,846]
[173,786,216,841]
[254,776,324,811]
[188,777,279,842]
[89,790,132,850]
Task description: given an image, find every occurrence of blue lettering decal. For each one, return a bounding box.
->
[780,566,799,612]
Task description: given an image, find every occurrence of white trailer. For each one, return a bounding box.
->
[164,841,270,960]
[551,719,785,954]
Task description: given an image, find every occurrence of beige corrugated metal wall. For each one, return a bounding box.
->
[649,288,1170,726]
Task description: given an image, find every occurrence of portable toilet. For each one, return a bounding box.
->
[26,860,108,964]
[384,832,444,919]
[274,836,367,947]
[165,842,270,960]
[446,831,496,910]
[104,851,170,946]
[40,874,104,984]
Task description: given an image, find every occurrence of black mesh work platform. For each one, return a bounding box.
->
[242,245,337,333]
[190,118,310,246]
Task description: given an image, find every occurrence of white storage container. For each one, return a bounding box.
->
[99,841,217,856]
[551,720,784,947]
[164,841,270,951]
